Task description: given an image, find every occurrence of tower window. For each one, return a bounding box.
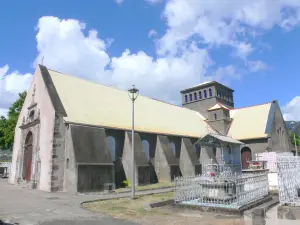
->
[185,95,188,102]
[194,92,197,100]
[204,90,207,98]
[189,93,192,101]
[209,88,212,97]
[214,113,217,120]
[199,91,202,99]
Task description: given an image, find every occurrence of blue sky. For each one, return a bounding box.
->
[1,0,300,120]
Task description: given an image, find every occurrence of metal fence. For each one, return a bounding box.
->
[202,164,242,176]
[256,152,293,173]
[277,155,300,206]
[174,171,269,209]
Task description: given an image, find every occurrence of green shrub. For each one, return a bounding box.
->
[122,179,131,187]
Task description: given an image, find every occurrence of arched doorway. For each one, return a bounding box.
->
[23,131,33,182]
[241,147,252,170]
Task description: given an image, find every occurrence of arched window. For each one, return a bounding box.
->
[194,92,197,100]
[189,93,192,101]
[193,144,201,158]
[107,136,116,162]
[185,95,188,102]
[199,91,202,99]
[204,90,207,98]
[209,88,212,97]
[142,140,150,161]
[214,113,217,120]
[282,130,286,150]
[170,142,176,156]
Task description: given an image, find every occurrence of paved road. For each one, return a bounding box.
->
[0,179,173,225]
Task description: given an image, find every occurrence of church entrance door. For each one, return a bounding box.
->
[241,147,252,170]
[24,132,33,182]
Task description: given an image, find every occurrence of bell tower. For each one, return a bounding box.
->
[180,81,234,118]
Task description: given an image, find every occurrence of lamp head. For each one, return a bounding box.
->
[128,85,139,94]
[128,85,139,101]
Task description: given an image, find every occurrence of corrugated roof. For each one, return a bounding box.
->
[227,103,272,140]
[207,103,229,111]
[47,69,209,138]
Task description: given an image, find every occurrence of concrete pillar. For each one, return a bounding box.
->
[180,138,201,177]
[155,135,179,182]
[122,132,150,185]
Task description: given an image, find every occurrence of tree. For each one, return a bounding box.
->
[289,132,300,146]
[0,91,26,150]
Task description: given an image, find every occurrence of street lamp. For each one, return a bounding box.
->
[291,121,298,156]
[128,85,139,199]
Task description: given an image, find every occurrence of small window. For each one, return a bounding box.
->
[199,91,202,99]
[185,95,188,102]
[170,142,176,156]
[204,90,207,98]
[227,146,232,155]
[29,110,35,120]
[225,111,229,117]
[194,92,197,100]
[66,158,69,169]
[209,88,212,97]
[189,93,192,101]
[214,113,217,120]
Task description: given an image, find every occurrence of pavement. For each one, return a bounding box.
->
[0,179,173,225]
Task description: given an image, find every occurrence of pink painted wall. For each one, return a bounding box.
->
[10,66,56,192]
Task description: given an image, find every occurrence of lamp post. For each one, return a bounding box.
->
[128,85,139,199]
[291,121,298,156]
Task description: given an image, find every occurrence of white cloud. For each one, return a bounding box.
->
[214,65,241,84]
[283,96,300,121]
[146,0,163,4]
[158,0,300,57]
[0,65,32,117]
[148,29,157,38]
[110,45,211,103]
[33,16,111,83]
[234,43,254,60]
[33,16,212,104]
[115,0,124,5]
[247,60,268,72]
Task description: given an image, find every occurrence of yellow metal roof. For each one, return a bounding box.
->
[48,69,209,138]
[227,103,272,140]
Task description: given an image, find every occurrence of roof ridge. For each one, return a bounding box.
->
[231,101,273,110]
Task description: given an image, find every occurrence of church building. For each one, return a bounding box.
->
[9,65,291,192]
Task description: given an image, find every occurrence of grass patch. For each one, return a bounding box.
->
[83,192,174,218]
[116,181,174,192]
[83,192,246,225]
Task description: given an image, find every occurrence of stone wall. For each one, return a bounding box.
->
[50,113,65,191]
